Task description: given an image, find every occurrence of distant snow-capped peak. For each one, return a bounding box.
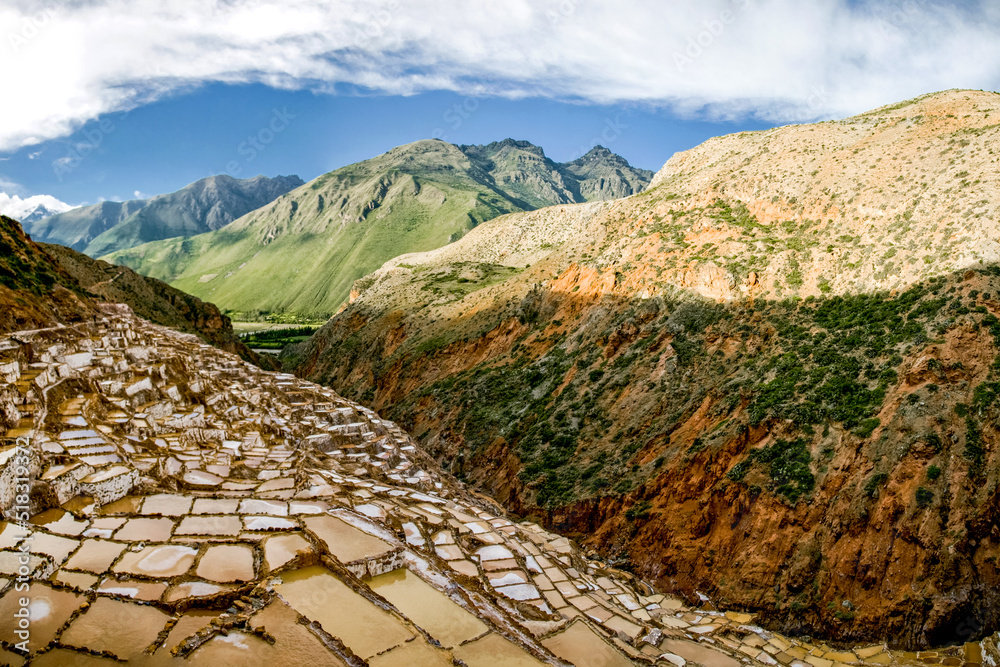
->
[0,192,77,223]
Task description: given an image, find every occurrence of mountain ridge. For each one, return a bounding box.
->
[105,138,652,319]
[27,173,303,256]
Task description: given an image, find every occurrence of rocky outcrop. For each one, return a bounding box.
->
[0,214,273,369]
[561,145,654,201]
[0,214,101,333]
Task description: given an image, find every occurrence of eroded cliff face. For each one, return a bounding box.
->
[291,263,1000,648]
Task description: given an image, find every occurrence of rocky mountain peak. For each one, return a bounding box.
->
[572,144,614,161]
[27,174,303,257]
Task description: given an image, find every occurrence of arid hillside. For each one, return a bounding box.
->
[0,214,102,332]
[42,243,274,368]
[287,90,1000,647]
[0,214,269,367]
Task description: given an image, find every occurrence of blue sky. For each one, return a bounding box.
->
[1,0,998,212]
[3,84,773,204]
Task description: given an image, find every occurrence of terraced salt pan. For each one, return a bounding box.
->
[141,493,193,516]
[288,500,327,515]
[0,551,47,577]
[238,499,288,516]
[187,602,350,665]
[81,464,130,483]
[197,544,255,582]
[368,567,487,649]
[353,503,387,519]
[367,638,454,666]
[243,515,296,531]
[68,444,115,456]
[59,429,102,440]
[30,532,80,564]
[29,508,88,536]
[205,463,231,477]
[183,469,224,487]
[263,533,312,571]
[541,619,637,667]
[97,577,166,601]
[191,498,240,514]
[79,454,121,466]
[63,538,126,572]
[165,580,231,603]
[449,559,480,577]
[496,583,542,601]
[61,438,106,450]
[113,517,175,542]
[661,638,742,667]
[476,544,514,561]
[435,544,464,560]
[482,556,519,571]
[303,514,394,563]
[0,583,84,653]
[99,495,143,515]
[452,632,547,667]
[257,477,294,491]
[403,522,426,547]
[39,462,86,481]
[176,514,242,536]
[275,565,414,659]
[154,609,220,656]
[60,503,97,526]
[53,570,99,591]
[114,544,197,577]
[432,530,454,545]
[487,570,529,587]
[60,597,171,660]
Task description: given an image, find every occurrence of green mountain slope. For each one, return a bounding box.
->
[105,139,652,319]
[28,174,303,256]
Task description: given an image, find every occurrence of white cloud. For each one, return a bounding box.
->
[133,190,148,199]
[0,0,998,152]
[0,191,77,220]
